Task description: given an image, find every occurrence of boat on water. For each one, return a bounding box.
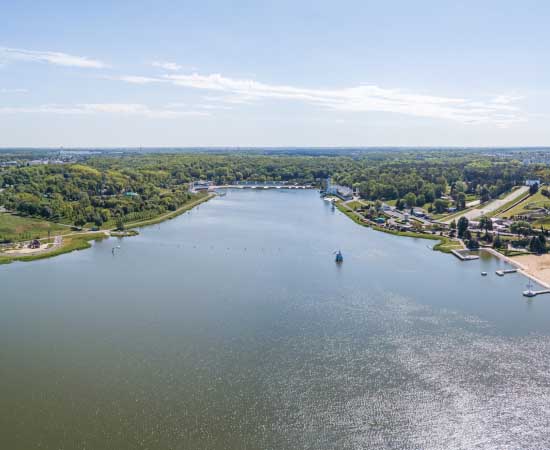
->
[481,272,487,276]
[335,250,343,263]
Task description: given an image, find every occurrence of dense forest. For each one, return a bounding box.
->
[0,150,543,227]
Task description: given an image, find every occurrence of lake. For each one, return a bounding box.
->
[1,189,550,449]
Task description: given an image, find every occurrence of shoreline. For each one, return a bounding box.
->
[334,200,461,254]
[335,199,550,289]
[0,193,214,265]
[503,252,550,289]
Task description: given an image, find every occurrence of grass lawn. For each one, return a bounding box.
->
[533,216,550,227]
[497,190,548,218]
[345,200,363,211]
[433,239,463,253]
[0,213,68,241]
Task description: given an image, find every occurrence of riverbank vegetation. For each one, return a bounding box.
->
[0,149,546,252]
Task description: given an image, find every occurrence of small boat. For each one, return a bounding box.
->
[335,250,343,263]
[481,272,487,276]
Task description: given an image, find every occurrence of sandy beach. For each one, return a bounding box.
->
[510,254,550,288]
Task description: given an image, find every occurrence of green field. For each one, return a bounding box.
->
[498,190,549,218]
[0,213,67,242]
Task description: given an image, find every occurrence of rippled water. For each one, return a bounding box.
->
[1,189,550,449]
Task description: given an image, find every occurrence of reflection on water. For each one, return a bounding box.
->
[1,190,550,449]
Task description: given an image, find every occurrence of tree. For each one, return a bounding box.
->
[450,219,457,230]
[456,192,466,210]
[433,198,449,213]
[529,236,546,254]
[115,217,125,231]
[404,192,417,209]
[478,216,493,232]
[480,185,490,202]
[467,238,480,250]
[529,182,539,196]
[510,220,531,238]
[493,233,503,249]
[457,217,469,239]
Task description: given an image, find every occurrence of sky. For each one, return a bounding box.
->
[0,0,549,147]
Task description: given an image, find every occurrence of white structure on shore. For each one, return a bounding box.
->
[325,176,353,200]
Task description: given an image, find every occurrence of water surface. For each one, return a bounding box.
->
[1,190,550,449]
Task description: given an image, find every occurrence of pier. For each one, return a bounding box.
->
[523,289,550,297]
[215,182,314,190]
[451,249,479,261]
[495,269,518,276]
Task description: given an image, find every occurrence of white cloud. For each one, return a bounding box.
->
[0,103,210,118]
[151,61,182,71]
[0,46,107,68]
[197,103,233,110]
[114,72,525,127]
[491,95,524,105]
[114,75,164,84]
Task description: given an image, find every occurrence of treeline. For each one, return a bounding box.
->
[0,163,194,227]
[0,151,537,226]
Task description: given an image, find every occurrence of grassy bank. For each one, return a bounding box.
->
[0,232,107,265]
[491,191,532,218]
[123,193,214,229]
[0,212,68,242]
[0,193,215,265]
[335,202,459,253]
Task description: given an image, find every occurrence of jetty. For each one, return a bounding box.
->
[495,269,518,276]
[523,289,550,297]
[451,249,479,261]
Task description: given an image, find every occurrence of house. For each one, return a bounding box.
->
[525,179,541,187]
[124,191,139,197]
[192,181,212,192]
[325,176,353,200]
[336,185,353,200]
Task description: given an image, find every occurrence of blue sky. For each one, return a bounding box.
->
[1,0,549,147]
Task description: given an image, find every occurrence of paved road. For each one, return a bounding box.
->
[442,186,529,223]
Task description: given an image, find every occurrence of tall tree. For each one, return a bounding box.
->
[457,217,469,239]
